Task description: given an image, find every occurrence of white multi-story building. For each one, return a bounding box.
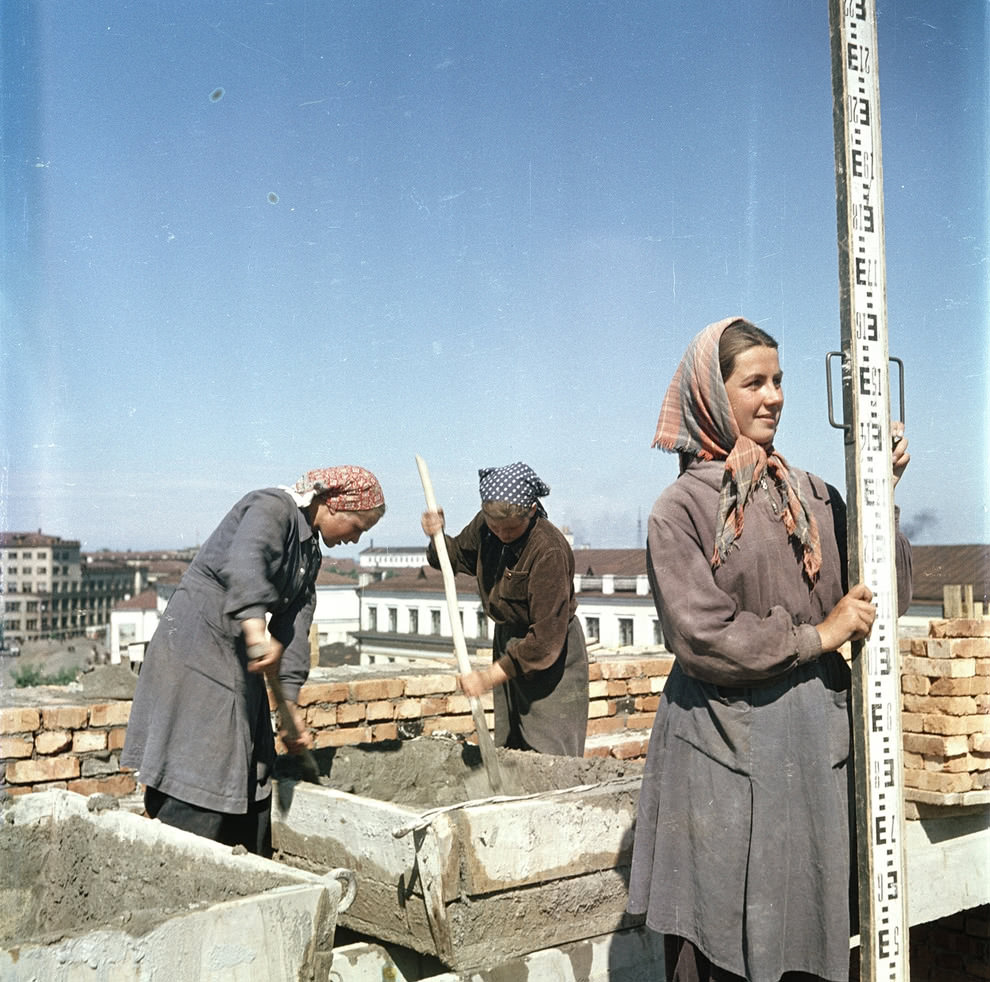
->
[313,571,365,645]
[356,548,663,665]
[108,568,369,658]
[358,545,428,571]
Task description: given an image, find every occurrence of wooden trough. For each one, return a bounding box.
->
[272,736,645,972]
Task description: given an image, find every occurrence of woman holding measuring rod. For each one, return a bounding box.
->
[421,462,589,757]
[627,318,912,982]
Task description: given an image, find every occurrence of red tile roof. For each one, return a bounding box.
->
[114,588,160,611]
[362,566,480,596]
[572,548,646,577]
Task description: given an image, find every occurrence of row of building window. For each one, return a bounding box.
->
[1,550,75,560]
[3,581,126,596]
[367,606,479,637]
[364,606,662,647]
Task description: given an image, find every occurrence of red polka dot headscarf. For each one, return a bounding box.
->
[478,462,550,508]
[293,465,385,513]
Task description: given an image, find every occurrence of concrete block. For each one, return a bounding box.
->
[906,808,990,927]
[0,789,356,982]
[272,737,643,972]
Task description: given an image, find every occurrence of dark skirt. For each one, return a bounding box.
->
[492,616,589,756]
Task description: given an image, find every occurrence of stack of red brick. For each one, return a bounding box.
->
[901,619,990,804]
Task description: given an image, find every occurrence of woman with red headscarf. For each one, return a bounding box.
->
[123,465,384,855]
[627,319,912,982]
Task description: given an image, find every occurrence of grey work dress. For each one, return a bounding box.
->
[627,459,913,982]
[122,489,321,814]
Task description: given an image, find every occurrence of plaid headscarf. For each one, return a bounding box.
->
[292,465,385,513]
[651,317,822,582]
[478,462,550,508]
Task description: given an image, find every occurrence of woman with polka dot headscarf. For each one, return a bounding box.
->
[421,462,589,756]
[123,466,385,855]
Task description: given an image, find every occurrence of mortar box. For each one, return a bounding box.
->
[271,737,645,971]
[0,789,357,982]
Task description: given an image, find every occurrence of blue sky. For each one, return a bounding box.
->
[2,1,987,555]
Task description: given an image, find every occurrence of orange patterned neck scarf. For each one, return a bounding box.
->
[652,318,822,583]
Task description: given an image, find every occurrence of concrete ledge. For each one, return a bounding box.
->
[906,805,990,926]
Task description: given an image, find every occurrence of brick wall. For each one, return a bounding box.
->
[0,702,136,798]
[284,654,673,759]
[0,653,673,799]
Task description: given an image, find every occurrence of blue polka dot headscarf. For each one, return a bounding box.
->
[478,462,550,508]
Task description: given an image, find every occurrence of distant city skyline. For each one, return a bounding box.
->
[3,1,987,554]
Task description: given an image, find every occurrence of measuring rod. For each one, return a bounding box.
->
[827,1,909,979]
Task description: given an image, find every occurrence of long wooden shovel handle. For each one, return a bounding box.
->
[416,455,503,794]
